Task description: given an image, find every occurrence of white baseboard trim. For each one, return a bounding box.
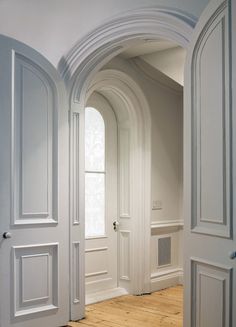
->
[150,268,183,292]
[86,287,128,305]
[178,272,183,285]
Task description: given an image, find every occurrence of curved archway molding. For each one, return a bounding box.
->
[58,6,196,103]
[86,69,151,128]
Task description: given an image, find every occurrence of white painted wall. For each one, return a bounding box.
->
[103,56,183,289]
[0,0,209,67]
[141,46,186,85]
[150,85,183,222]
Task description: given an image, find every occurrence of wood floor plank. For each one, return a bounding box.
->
[68,286,183,327]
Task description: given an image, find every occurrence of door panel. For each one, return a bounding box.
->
[13,54,57,225]
[118,127,132,292]
[0,36,69,327]
[191,0,231,238]
[191,259,232,327]
[119,128,130,219]
[119,230,131,281]
[13,243,59,317]
[184,0,235,326]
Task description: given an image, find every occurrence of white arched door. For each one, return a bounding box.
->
[84,92,119,303]
[0,36,69,327]
[184,0,236,325]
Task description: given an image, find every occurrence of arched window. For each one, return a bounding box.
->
[85,107,105,238]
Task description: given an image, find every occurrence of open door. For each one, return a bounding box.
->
[0,36,69,327]
[184,0,235,326]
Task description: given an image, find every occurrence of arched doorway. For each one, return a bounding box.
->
[59,6,195,321]
[85,69,152,299]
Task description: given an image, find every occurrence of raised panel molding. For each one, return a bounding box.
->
[191,258,232,327]
[13,243,58,317]
[71,112,80,225]
[191,1,232,238]
[72,242,80,304]
[119,230,131,281]
[84,247,109,281]
[85,245,110,280]
[21,253,50,304]
[119,129,130,218]
[11,52,58,226]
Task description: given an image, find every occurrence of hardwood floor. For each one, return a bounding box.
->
[68,285,183,327]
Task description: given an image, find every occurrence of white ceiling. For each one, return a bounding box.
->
[120,39,178,59]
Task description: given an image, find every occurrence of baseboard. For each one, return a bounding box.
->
[150,268,183,292]
[86,287,128,305]
[178,272,183,285]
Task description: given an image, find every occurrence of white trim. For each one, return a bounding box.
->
[151,220,184,229]
[151,268,183,292]
[86,287,128,305]
[59,7,196,87]
[151,267,183,279]
[85,270,108,278]
[59,7,196,108]
[85,247,108,253]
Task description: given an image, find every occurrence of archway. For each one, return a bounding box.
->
[60,6,196,320]
[86,69,152,297]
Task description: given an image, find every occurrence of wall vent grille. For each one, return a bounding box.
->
[158,236,171,267]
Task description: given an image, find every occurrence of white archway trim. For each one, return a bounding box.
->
[58,6,196,102]
[86,68,152,294]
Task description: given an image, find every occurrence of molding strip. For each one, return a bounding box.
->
[151,220,184,229]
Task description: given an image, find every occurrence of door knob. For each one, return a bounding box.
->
[2,232,12,239]
[229,251,236,259]
[113,220,119,231]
